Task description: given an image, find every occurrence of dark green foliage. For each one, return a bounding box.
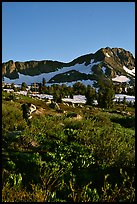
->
[11,83,15,89]
[49,70,90,83]
[111,115,135,129]
[85,85,96,105]
[126,86,135,96]
[5,93,16,101]
[42,77,46,86]
[73,82,86,95]
[52,91,63,103]
[66,111,78,118]
[97,85,115,108]
[2,91,135,202]
[38,82,42,93]
[21,82,27,91]
[122,96,127,110]
[2,102,27,135]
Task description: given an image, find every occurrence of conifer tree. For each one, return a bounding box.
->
[85,85,96,105]
[97,85,115,108]
[42,78,46,87]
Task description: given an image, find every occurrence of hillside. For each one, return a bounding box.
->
[2,47,135,87]
[2,90,135,202]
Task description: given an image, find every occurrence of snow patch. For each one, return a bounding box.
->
[102,66,106,74]
[114,94,135,103]
[3,88,14,93]
[90,59,94,63]
[47,79,97,88]
[62,95,86,104]
[118,48,121,53]
[123,66,135,77]
[30,93,53,100]
[105,53,110,57]
[16,91,28,95]
[112,75,130,83]
[3,60,101,85]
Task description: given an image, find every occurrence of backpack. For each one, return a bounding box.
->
[21,104,31,119]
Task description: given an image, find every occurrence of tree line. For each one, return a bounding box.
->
[3,77,135,109]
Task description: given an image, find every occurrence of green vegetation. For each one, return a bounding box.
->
[2,90,135,202]
[21,82,28,91]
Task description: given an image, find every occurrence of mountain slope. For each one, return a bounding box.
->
[2,47,135,86]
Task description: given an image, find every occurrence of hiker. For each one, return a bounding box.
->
[21,103,36,125]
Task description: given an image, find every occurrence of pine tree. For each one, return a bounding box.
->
[122,96,127,111]
[39,83,42,93]
[97,86,115,108]
[53,91,62,103]
[85,85,96,105]
[42,78,46,87]
[21,82,27,91]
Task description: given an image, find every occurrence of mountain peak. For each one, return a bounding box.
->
[2,47,135,86]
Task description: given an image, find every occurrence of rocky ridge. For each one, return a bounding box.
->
[2,47,135,86]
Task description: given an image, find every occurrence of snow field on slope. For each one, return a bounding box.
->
[3,60,100,85]
[123,66,135,77]
[112,75,130,83]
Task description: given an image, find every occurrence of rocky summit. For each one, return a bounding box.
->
[2,47,135,86]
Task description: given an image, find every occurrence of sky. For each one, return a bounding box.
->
[2,2,135,63]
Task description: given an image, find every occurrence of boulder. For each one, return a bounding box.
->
[49,101,60,110]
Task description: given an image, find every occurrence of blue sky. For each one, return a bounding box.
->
[2,2,135,63]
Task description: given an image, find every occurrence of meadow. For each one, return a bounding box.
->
[2,91,135,202]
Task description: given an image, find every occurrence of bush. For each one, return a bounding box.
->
[2,102,27,134]
[66,111,78,118]
[111,115,135,129]
[2,94,135,202]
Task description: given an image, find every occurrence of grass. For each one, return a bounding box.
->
[2,91,135,202]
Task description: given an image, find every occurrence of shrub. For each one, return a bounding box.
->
[2,94,135,202]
